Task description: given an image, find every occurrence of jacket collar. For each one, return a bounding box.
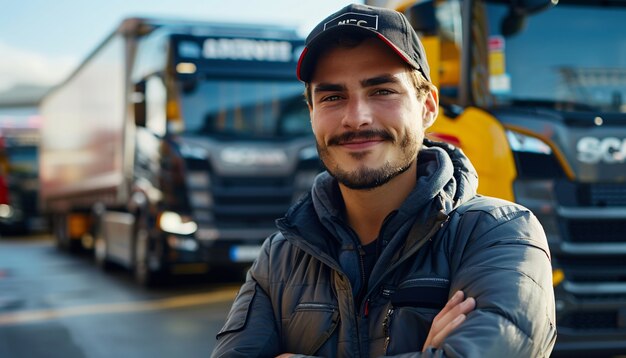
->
[277,139,478,253]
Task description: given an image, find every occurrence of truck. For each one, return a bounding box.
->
[39,18,320,286]
[368,0,626,355]
[0,117,45,235]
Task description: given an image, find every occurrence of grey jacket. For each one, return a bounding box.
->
[212,141,556,357]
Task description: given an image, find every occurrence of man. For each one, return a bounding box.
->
[212,3,556,357]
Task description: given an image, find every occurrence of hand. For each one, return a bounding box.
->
[422,290,476,351]
[275,354,294,358]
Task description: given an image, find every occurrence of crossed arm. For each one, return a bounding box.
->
[214,207,556,357]
[276,291,476,358]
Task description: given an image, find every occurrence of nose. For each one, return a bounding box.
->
[342,96,373,129]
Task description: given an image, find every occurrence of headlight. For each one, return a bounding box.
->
[505,129,565,179]
[159,211,197,235]
[506,130,552,154]
[180,143,209,160]
[0,204,14,219]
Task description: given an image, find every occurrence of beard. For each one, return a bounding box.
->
[317,128,421,190]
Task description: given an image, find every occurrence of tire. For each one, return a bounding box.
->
[54,214,70,250]
[133,214,161,287]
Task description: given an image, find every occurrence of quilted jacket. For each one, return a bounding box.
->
[212,140,556,357]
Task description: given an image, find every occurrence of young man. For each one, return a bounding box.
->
[212,4,556,357]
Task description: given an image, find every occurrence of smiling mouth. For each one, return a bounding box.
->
[340,138,384,150]
[329,129,393,147]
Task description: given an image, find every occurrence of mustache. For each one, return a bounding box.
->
[328,129,394,146]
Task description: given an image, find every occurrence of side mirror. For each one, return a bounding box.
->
[515,0,557,15]
[133,81,146,127]
[405,0,438,36]
[501,0,555,37]
[181,77,198,94]
[501,11,527,37]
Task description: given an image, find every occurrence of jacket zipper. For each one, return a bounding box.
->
[382,306,394,354]
[398,277,450,289]
[358,244,373,319]
[295,303,338,312]
[358,244,366,292]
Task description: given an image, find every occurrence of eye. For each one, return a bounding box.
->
[373,89,394,96]
[321,95,342,102]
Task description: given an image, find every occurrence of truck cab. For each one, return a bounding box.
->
[39,18,320,286]
[0,123,43,235]
[370,0,626,354]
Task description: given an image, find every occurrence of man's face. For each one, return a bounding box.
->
[308,37,437,190]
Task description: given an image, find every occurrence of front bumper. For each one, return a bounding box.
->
[552,281,626,355]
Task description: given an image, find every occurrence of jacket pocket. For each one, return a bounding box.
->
[216,280,256,338]
[284,302,340,355]
[393,277,450,309]
[384,277,450,355]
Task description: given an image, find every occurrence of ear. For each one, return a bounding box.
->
[308,100,314,122]
[422,87,439,129]
[308,102,316,133]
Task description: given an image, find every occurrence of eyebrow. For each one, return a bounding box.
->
[360,74,400,88]
[313,74,401,95]
[313,83,346,94]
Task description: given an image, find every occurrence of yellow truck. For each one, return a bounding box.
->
[367,0,626,355]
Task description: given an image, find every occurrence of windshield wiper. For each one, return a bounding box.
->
[507,98,600,112]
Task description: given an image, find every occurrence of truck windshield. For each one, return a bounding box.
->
[486,2,626,113]
[6,146,38,175]
[178,79,309,139]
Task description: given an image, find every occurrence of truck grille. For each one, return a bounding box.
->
[556,181,626,207]
[558,311,619,331]
[554,181,626,244]
[558,255,626,283]
[583,183,626,207]
[567,219,626,243]
[547,180,626,333]
[211,176,294,228]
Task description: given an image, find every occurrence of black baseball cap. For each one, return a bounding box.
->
[296,3,431,83]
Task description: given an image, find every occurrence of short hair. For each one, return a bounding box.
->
[303,32,436,107]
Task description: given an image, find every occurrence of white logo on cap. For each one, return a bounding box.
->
[324,13,378,31]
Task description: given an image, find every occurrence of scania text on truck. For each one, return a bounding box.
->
[39,18,320,286]
[368,0,626,354]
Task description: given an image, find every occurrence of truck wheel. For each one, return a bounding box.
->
[54,214,70,250]
[134,218,160,287]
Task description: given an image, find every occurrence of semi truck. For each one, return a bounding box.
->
[369,0,626,355]
[39,18,319,285]
[0,119,45,235]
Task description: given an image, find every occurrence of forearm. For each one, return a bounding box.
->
[212,276,282,357]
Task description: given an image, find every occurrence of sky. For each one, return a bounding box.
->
[0,0,366,92]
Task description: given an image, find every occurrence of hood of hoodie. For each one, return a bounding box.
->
[314,139,477,238]
[277,139,478,257]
